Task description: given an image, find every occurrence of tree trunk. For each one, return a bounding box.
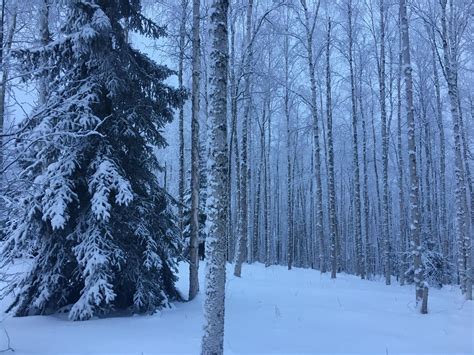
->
[378,0,391,285]
[397,32,407,286]
[189,0,201,301]
[0,0,5,175]
[358,60,371,279]
[252,116,265,264]
[325,19,337,280]
[429,24,448,284]
[283,10,294,270]
[234,0,253,277]
[0,2,16,210]
[371,103,382,274]
[38,0,51,104]
[201,0,229,352]
[301,0,324,274]
[400,0,425,311]
[264,87,271,267]
[228,11,240,263]
[178,0,187,240]
[439,0,471,300]
[347,0,364,279]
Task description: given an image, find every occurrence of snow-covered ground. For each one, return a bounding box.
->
[1,261,472,354]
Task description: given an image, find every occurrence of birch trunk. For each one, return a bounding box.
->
[284,11,294,270]
[362,112,371,279]
[378,0,391,285]
[397,36,407,286]
[189,0,201,301]
[234,0,253,277]
[252,116,265,263]
[265,87,271,267]
[371,104,382,271]
[458,108,474,296]
[325,19,337,280]
[439,0,471,300]
[348,0,364,279]
[400,0,426,312]
[429,25,448,284]
[178,0,187,240]
[358,62,371,279]
[301,0,325,273]
[201,0,229,352]
[228,12,240,262]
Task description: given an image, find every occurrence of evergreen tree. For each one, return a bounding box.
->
[1,0,185,320]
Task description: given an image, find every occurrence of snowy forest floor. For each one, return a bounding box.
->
[0,260,472,354]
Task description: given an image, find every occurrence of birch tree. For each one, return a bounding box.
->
[439,0,472,301]
[325,18,337,279]
[378,0,391,286]
[300,0,325,273]
[178,0,188,239]
[188,0,201,301]
[284,8,294,270]
[400,0,427,313]
[428,24,448,283]
[347,0,364,279]
[201,0,229,352]
[234,0,253,277]
[397,29,407,286]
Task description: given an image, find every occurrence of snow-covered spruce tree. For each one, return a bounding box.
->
[2,0,185,321]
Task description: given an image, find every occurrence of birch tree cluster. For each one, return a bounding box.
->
[153,0,473,307]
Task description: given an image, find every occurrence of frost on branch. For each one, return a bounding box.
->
[89,158,133,221]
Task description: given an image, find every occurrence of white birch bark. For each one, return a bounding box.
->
[189,0,201,301]
[228,10,240,262]
[378,0,391,286]
[431,30,448,284]
[178,0,187,240]
[325,19,337,280]
[397,33,407,286]
[300,0,325,273]
[264,89,271,267]
[201,0,229,352]
[347,0,364,279]
[439,0,471,301]
[234,0,253,277]
[357,58,372,279]
[400,0,426,312]
[283,9,294,270]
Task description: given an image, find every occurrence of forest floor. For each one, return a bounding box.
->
[0,260,472,354]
